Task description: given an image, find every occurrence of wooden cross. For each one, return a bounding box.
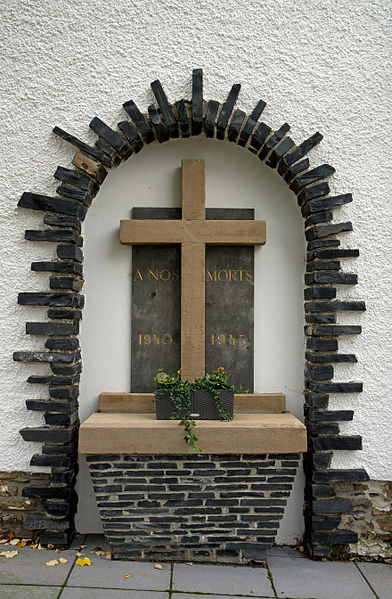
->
[120,159,266,381]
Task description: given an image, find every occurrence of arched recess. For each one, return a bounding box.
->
[15,69,367,558]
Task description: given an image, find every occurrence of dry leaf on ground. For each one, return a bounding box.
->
[76,557,91,566]
[47,544,54,549]
[0,550,18,558]
[46,559,59,566]
[75,552,85,557]
[123,573,132,578]
[9,538,20,546]
[80,545,87,549]
[59,557,68,564]
[7,531,14,539]
[153,563,163,570]
[0,539,9,544]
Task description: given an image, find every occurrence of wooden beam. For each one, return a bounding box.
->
[182,159,205,220]
[120,219,266,245]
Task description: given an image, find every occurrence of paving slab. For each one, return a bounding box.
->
[0,545,76,585]
[267,546,306,559]
[357,562,392,599]
[67,557,171,590]
[268,556,377,599]
[0,585,61,598]
[174,595,265,599]
[172,563,274,596]
[62,588,169,598]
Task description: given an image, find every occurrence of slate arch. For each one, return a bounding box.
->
[15,69,367,557]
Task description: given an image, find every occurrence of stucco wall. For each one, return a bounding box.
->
[0,0,391,541]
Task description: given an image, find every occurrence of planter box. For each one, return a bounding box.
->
[155,389,234,420]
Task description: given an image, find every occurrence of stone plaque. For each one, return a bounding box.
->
[131,208,254,392]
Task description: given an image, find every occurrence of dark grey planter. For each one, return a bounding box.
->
[155,389,234,420]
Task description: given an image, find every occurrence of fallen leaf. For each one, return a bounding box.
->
[9,538,20,546]
[30,543,38,549]
[80,545,87,549]
[185,562,193,565]
[16,541,26,548]
[46,559,59,566]
[22,538,31,543]
[0,550,18,558]
[123,573,132,578]
[154,563,163,570]
[47,544,54,549]
[7,531,15,539]
[138,571,148,577]
[59,557,68,564]
[94,550,106,556]
[76,557,91,567]
[291,557,296,561]
[0,539,9,545]
[55,549,60,553]
[37,544,43,551]
[75,552,85,557]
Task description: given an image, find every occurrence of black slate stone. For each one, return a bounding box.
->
[312,515,341,528]
[148,104,170,143]
[26,399,76,413]
[43,444,74,455]
[298,182,330,206]
[307,381,362,393]
[305,352,357,364]
[309,546,333,558]
[45,338,79,350]
[20,427,76,443]
[43,215,81,231]
[305,272,358,285]
[305,222,353,241]
[307,421,340,434]
[47,308,82,320]
[311,435,362,450]
[49,385,79,399]
[307,325,361,336]
[151,79,179,137]
[280,132,323,170]
[32,262,83,275]
[51,471,74,484]
[175,99,190,137]
[228,109,246,142]
[53,126,111,167]
[307,238,341,251]
[249,122,271,153]
[56,184,92,206]
[281,157,309,181]
[30,453,72,467]
[18,192,87,219]
[310,453,332,468]
[45,412,76,426]
[117,121,143,153]
[204,100,220,138]
[44,501,71,517]
[304,392,329,408]
[306,338,339,352]
[95,138,122,165]
[312,497,353,514]
[54,166,99,194]
[313,469,369,483]
[310,249,359,259]
[50,276,82,291]
[216,84,241,140]
[191,68,203,135]
[305,313,336,324]
[24,514,70,531]
[266,136,295,169]
[50,362,82,375]
[311,530,358,545]
[18,292,84,308]
[305,300,366,312]
[26,322,79,336]
[305,212,333,227]
[311,486,337,499]
[89,117,131,158]
[304,287,337,300]
[306,259,340,271]
[56,244,84,262]
[25,229,80,243]
[122,100,155,144]
[259,123,290,161]
[27,374,79,385]
[305,364,334,381]
[302,193,353,216]
[290,164,335,193]
[40,532,70,546]
[14,351,78,364]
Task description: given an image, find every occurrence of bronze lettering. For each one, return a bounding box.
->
[160,269,171,281]
[218,270,228,282]
[134,269,143,281]
[148,269,159,281]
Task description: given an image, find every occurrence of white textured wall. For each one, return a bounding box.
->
[0,0,391,539]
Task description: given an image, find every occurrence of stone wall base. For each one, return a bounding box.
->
[333,480,392,562]
[88,453,299,564]
[0,471,50,538]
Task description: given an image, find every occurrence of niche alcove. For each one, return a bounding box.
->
[16,70,366,559]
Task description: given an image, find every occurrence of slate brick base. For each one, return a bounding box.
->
[87,453,299,564]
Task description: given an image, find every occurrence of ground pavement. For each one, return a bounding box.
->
[0,534,391,598]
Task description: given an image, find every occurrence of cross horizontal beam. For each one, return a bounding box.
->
[120,219,266,245]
